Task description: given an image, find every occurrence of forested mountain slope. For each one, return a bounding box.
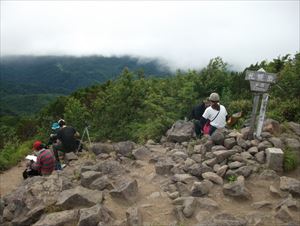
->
[0,55,171,115]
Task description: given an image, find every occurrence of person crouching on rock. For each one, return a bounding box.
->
[25,141,56,178]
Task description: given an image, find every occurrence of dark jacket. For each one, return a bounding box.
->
[189,102,206,121]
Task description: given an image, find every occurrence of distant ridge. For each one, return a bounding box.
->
[0,55,171,115]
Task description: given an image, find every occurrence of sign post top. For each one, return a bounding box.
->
[245,68,277,93]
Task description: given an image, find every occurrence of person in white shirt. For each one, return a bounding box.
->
[200,92,228,135]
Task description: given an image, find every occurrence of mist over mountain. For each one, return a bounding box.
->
[0,55,171,115]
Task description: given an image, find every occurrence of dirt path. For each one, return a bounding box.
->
[0,161,26,197]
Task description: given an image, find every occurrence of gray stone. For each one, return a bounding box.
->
[275,205,293,223]
[228,161,245,169]
[202,158,218,167]
[166,120,195,142]
[196,212,247,226]
[171,174,197,185]
[78,204,114,226]
[80,171,103,187]
[188,163,203,177]
[275,194,300,210]
[259,169,279,180]
[114,141,136,157]
[155,161,174,175]
[91,142,114,155]
[223,176,252,200]
[237,137,248,149]
[89,175,113,191]
[284,138,300,151]
[11,204,45,226]
[110,179,138,203]
[234,166,253,178]
[263,119,281,135]
[255,151,265,163]
[280,176,300,196]
[251,201,273,209]
[211,131,225,145]
[202,172,223,185]
[56,186,104,209]
[126,207,143,226]
[173,197,197,218]
[216,165,228,178]
[33,209,79,226]
[197,197,219,210]
[132,146,151,160]
[258,140,273,151]
[287,122,300,136]
[176,182,191,197]
[241,151,253,160]
[64,152,78,162]
[213,150,236,163]
[97,160,125,177]
[266,148,284,172]
[211,145,226,152]
[268,137,284,148]
[224,138,236,149]
[191,180,213,197]
[191,154,202,163]
[261,132,272,138]
[248,146,258,155]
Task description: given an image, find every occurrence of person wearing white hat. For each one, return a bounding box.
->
[200,92,228,135]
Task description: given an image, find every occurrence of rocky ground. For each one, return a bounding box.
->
[1,119,300,226]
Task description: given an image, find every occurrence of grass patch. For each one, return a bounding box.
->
[283,148,299,172]
[0,139,34,171]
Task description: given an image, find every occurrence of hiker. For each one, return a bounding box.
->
[47,122,60,147]
[24,140,56,178]
[200,92,228,135]
[189,99,210,137]
[53,119,81,161]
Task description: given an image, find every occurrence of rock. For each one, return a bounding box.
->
[211,145,226,152]
[248,146,258,155]
[224,138,237,149]
[261,132,272,138]
[216,165,228,177]
[241,151,253,160]
[197,197,219,210]
[191,180,213,197]
[275,205,293,223]
[97,160,125,177]
[126,207,143,226]
[255,151,265,164]
[237,137,248,149]
[194,144,207,155]
[275,194,300,210]
[132,146,151,160]
[89,175,113,191]
[56,186,104,209]
[251,200,273,209]
[213,150,236,163]
[173,197,197,218]
[234,166,253,178]
[258,140,273,151]
[155,160,174,175]
[263,119,281,135]
[196,212,247,226]
[287,122,300,136]
[202,172,223,185]
[268,137,284,148]
[240,127,251,140]
[171,151,188,161]
[266,148,284,172]
[80,171,103,187]
[280,176,300,196]
[11,204,46,226]
[110,179,138,202]
[284,138,300,151]
[223,176,252,200]
[64,152,78,162]
[33,209,79,226]
[202,158,218,167]
[259,169,279,180]
[168,192,180,200]
[78,204,114,226]
[270,185,285,197]
[91,142,114,155]
[228,161,245,169]
[191,154,202,163]
[211,131,225,145]
[114,141,136,157]
[166,120,195,142]
[171,174,197,185]
[173,206,185,222]
[176,182,191,197]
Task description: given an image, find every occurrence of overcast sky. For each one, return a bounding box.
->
[1,0,299,71]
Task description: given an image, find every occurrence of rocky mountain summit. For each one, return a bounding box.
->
[1,119,300,226]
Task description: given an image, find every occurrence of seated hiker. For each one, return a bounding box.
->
[189,98,210,137]
[47,122,61,147]
[53,119,81,162]
[24,140,56,178]
[200,92,228,135]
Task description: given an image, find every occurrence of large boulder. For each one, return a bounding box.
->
[223,176,252,200]
[166,120,195,143]
[280,176,300,196]
[33,209,79,226]
[114,141,136,157]
[78,204,114,226]
[110,179,138,203]
[91,142,114,155]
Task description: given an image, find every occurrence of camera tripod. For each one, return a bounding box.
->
[81,125,91,146]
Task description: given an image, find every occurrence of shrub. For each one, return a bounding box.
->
[283,147,299,172]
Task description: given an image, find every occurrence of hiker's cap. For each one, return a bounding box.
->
[51,122,60,130]
[209,92,220,102]
[58,119,65,126]
[33,140,43,150]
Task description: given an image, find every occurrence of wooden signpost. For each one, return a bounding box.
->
[245,68,276,139]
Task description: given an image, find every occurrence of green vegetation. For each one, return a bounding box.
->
[1,53,300,171]
[227,175,238,183]
[283,147,299,172]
